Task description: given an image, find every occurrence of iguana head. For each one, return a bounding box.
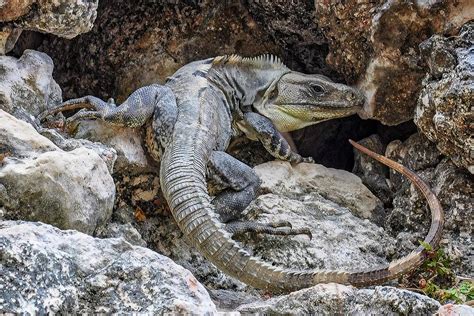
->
[254,72,365,132]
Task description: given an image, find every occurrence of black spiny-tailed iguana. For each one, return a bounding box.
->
[39,55,444,293]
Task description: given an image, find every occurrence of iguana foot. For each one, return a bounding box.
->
[300,156,315,163]
[226,221,312,240]
[38,84,175,130]
[39,96,110,122]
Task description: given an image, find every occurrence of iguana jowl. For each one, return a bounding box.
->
[40,55,444,293]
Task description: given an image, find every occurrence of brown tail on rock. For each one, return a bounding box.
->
[347,139,445,286]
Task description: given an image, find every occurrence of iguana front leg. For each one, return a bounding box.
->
[208,151,312,239]
[39,84,175,129]
[243,112,314,163]
[39,84,177,151]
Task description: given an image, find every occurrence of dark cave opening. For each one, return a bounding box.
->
[292,116,417,171]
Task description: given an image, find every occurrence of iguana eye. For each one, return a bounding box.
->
[310,84,325,95]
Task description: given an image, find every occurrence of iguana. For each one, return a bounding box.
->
[39,55,444,293]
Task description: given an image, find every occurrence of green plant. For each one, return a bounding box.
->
[401,242,473,304]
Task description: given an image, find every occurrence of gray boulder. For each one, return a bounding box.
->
[238,161,395,272]
[0,50,61,118]
[0,221,216,314]
[0,0,98,54]
[416,22,474,173]
[0,110,115,235]
[237,283,441,315]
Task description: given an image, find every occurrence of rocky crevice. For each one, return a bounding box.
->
[0,1,473,314]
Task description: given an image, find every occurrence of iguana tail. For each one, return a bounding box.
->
[160,129,444,292]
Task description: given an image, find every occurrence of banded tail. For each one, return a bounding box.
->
[160,132,444,292]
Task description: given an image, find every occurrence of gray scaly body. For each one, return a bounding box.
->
[40,55,444,293]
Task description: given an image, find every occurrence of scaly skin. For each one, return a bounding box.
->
[39,55,444,293]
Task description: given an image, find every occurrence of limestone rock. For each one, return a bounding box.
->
[319,1,472,125]
[437,304,474,316]
[74,120,152,174]
[352,134,392,205]
[255,161,383,221]
[0,221,216,314]
[237,284,441,315]
[249,1,473,125]
[415,22,474,173]
[97,222,147,247]
[0,27,22,54]
[38,1,279,102]
[233,162,395,273]
[0,110,115,235]
[0,49,61,117]
[386,134,473,276]
[0,0,34,22]
[0,0,98,54]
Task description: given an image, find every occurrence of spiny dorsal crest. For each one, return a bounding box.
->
[212,54,289,71]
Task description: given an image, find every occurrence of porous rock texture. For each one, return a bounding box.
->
[237,283,441,315]
[0,49,61,118]
[0,110,115,235]
[0,221,216,314]
[0,0,98,54]
[249,0,473,125]
[37,1,279,102]
[385,133,473,276]
[352,134,392,205]
[238,161,394,271]
[416,22,474,173]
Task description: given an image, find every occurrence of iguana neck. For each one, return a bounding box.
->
[206,55,291,111]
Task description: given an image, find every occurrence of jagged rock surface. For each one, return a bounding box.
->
[0,221,216,314]
[36,1,279,102]
[415,22,474,173]
[352,134,392,205]
[0,0,98,54]
[249,1,473,125]
[0,49,61,118]
[0,110,115,235]
[237,284,441,315]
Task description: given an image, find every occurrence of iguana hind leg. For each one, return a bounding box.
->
[208,151,261,222]
[208,151,312,239]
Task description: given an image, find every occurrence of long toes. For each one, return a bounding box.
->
[273,227,312,240]
[302,156,315,163]
[294,227,312,240]
[269,220,292,228]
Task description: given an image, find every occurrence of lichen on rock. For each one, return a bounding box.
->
[0,49,61,118]
[415,22,474,173]
[0,221,216,314]
[0,110,115,235]
[0,0,98,54]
